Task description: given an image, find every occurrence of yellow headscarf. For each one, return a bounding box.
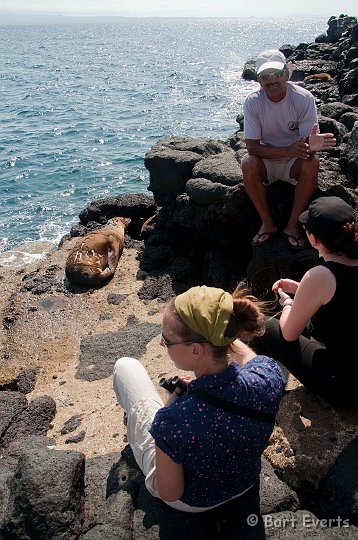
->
[174,286,234,346]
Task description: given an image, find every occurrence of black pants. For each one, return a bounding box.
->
[176,480,265,539]
[251,318,348,405]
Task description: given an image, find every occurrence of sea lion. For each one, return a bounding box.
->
[140,214,157,239]
[304,73,334,83]
[65,217,131,287]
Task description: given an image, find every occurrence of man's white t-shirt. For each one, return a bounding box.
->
[243,82,318,148]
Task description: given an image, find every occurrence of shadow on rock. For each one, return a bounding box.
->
[87,446,266,540]
[76,316,161,382]
[270,387,358,495]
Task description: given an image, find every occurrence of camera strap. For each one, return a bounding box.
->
[191,389,276,424]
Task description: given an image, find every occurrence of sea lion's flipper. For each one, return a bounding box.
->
[107,235,120,272]
[100,268,112,278]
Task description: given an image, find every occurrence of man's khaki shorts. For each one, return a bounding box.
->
[262,158,298,186]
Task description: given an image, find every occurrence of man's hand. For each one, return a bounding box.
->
[308,123,336,153]
[288,140,310,159]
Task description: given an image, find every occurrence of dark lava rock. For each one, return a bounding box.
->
[78,194,157,239]
[247,234,319,297]
[260,458,299,514]
[21,266,64,295]
[340,111,358,130]
[319,437,358,523]
[138,274,180,302]
[318,115,348,143]
[1,447,85,540]
[144,136,228,206]
[82,452,122,530]
[347,123,358,172]
[186,178,235,206]
[191,151,243,186]
[107,293,127,305]
[65,430,86,444]
[17,367,39,394]
[319,101,356,120]
[0,391,28,441]
[99,313,112,321]
[1,395,56,447]
[61,415,83,435]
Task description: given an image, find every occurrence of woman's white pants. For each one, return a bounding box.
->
[113,356,215,512]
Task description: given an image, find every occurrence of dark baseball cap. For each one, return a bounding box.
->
[299,197,355,240]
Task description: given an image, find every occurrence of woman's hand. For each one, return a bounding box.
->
[277,288,292,307]
[164,388,183,407]
[272,278,299,295]
[230,339,256,366]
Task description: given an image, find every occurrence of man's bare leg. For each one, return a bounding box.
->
[285,156,319,247]
[242,155,277,243]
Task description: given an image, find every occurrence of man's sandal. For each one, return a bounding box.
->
[282,232,306,250]
[251,231,277,246]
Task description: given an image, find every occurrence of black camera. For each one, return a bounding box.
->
[159,376,188,395]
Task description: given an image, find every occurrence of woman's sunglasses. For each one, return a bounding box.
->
[160,332,193,348]
[160,331,207,348]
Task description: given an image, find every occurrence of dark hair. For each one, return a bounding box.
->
[169,283,266,360]
[308,220,358,258]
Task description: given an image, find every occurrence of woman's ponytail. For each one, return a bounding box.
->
[225,283,266,340]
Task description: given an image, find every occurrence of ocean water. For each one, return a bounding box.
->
[0,17,328,259]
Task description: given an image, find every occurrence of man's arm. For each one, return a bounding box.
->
[246,122,336,160]
[245,139,311,160]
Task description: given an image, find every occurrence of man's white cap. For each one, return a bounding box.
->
[256,49,286,75]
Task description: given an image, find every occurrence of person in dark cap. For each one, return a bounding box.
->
[113,284,284,512]
[252,196,358,405]
[241,49,336,248]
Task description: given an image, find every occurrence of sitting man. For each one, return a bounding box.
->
[241,49,336,248]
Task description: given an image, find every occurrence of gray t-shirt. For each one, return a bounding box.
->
[243,82,318,148]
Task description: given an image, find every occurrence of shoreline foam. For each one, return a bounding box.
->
[0,241,55,268]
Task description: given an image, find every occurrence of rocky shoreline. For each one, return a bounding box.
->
[1,15,358,540]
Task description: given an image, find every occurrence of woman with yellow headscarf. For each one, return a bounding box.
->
[113,284,284,515]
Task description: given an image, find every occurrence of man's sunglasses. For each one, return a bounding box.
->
[258,69,285,81]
